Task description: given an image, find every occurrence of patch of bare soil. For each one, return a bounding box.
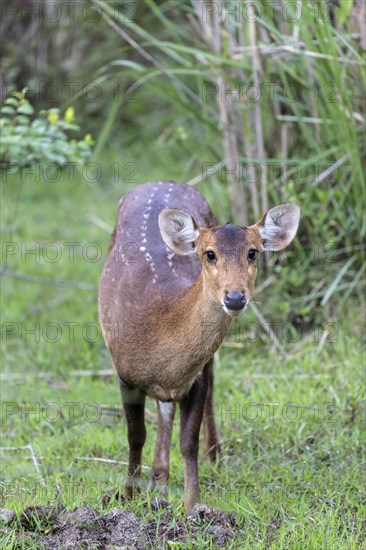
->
[1,500,242,549]
[155,504,240,547]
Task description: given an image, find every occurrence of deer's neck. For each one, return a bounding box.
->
[164,274,232,357]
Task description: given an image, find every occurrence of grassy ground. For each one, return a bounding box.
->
[1,164,365,548]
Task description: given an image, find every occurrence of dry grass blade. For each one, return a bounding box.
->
[248,1,267,217]
[89,215,113,233]
[1,445,45,483]
[250,303,287,358]
[312,153,351,186]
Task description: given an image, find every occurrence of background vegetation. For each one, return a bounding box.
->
[1,1,365,548]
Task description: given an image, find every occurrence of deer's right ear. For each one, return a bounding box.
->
[158,208,200,255]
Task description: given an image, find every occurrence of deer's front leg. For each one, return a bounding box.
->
[120,378,146,500]
[203,358,221,463]
[150,401,176,491]
[179,364,210,510]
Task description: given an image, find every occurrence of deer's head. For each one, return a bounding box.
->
[159,204,300,316]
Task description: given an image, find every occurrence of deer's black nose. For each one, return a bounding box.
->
[224,291,247,311]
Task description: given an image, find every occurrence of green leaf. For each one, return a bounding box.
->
[5,97,19,106]
[0,135,22,144]
[1,106,15,115]
[17,103,34,115]
[46,153,67,164]
[15,115,30,125]
[31,119,47,131]
[14,125,32,135]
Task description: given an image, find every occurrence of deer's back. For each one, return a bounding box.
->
[102,180,216,288]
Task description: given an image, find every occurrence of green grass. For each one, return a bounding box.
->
[1,170,365,549]
[1,1,365,547]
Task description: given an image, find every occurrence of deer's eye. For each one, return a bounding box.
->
[205,250,216,263]
[247,248,258,261]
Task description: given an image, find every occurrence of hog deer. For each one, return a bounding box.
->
[98,181,300,510]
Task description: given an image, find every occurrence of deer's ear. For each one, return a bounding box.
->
[158,208,200,255]
[255,204,300,251]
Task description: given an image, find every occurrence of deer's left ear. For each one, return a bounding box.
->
[254,204,300,251]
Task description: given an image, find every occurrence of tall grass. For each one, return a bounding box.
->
[92,0,365,317]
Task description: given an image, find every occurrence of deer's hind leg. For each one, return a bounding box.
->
[150,401,176,492]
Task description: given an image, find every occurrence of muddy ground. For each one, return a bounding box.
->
[0,497,243,548]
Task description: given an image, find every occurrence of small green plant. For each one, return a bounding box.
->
[0,89,94,170]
